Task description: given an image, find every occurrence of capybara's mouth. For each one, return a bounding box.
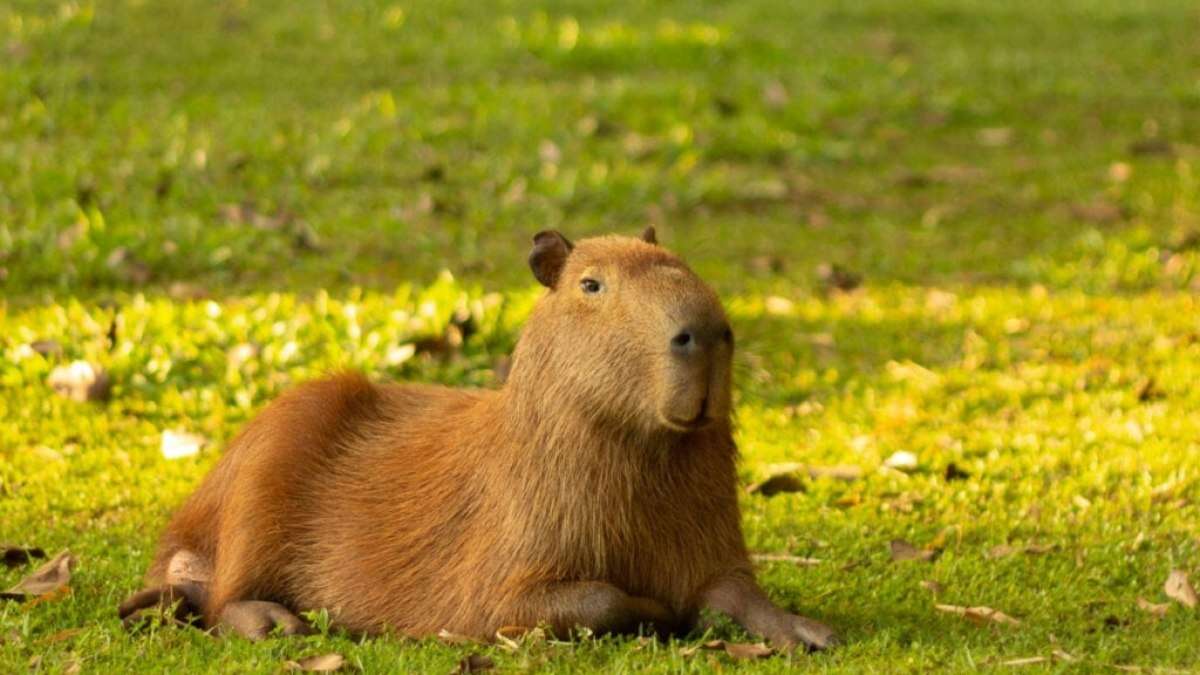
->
[662,397,712,431]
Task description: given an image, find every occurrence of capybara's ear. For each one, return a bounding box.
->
[529,230,575,288]
[640,226,657,245]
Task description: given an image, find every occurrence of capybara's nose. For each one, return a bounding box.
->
[671,320,730,356]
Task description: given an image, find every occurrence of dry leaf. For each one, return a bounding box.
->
[2,546,46,568]
[161,430,207,460]
[1129,138,1173,156]
[722,642,773,659]
[920,580,945,594]
[1070,201,1125,224]
[1164,569,1197,608]
[935,604,1021,626]
[1002,656,1048,667]
[883,451,918,472]
[808,465,863,481]
[284,653,345,672]
[1,551,75,600]
[47,361,111,402]
[437,629,479,645]
[764,296,795,316]
[35,628,81,645]
[890,539,938,563]
[987,545,1017,560]
[943,462,969,481]
[816,263,862,292]
[453,654,494,673]
[746,472,805,497]
[1136,596,1169,618]
[751,553,821,566]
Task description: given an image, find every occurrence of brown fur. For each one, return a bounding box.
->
[121,230,836,650]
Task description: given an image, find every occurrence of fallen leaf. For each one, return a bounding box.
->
[764,296,795,316]
[1129,138,1173,156]
[977,127,1013,147]
[722,642,773,659]
[1136,377,1164,402]
[453,654,494,673]
[1002,656,1048,666]
[2,546,46,568]
[437,629,479,645]
[816,263,862,293]
[1070,200,1124,224]
[1164,569,1197,608]
[284,653,345,672]
[1,551,75,600]
[920,580,944,594]
[762,81,789,108]
[751,553,822,566]
[161,430,207,460]
[28,340,62,357]
[935,604,1021,626]
[890,539,938,562]
[746,472,805,497]
[46,361,111,402]
[883,451,918,472]
[808,465,863,481]
[1052,649,1076,662]
[1023,543,1056,555]
[987,545,1017,560]
[35,628,81,645]
[944,463,970,481]
[1136,596,1169,618]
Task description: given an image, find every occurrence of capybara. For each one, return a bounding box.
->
[119,228,837,650]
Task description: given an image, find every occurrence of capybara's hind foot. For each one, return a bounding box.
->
[218,600,313,640]
[118,582,206,630]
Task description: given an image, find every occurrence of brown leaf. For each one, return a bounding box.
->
[1001,656,1048,667]
[2,546,46,568]
[1164,569,1197,608]
[46,361,111,402]
[284,653,345,672]
[808,465,863,481]
[1136,377,1164,402]
[816,263,862,293]
[722,642,773,659]
[1,551,75,600]
[35,628,82,645]
[1070,200,1125,224]
[1136,596,1169,618]
[453,654,494,673]
[751,553,822,566]
[1129,138,1173,156]
[986,545,1017,560]
[437,629,479,645]
[920,580,945,594]
[935,604,1021,626]
[746,472,805,497]
[890,539,939,563]
[943,462,970,481]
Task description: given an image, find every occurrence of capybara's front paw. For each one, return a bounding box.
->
[771,613,838,652]
[218,600,313,640]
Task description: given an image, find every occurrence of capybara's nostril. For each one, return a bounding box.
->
[670,331,694,355]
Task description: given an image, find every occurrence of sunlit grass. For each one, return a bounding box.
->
[3,0,1200,671]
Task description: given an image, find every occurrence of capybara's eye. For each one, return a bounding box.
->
[722,326,734,343]
[580,278,603,294]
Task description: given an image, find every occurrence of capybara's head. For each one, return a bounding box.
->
[509,228,733,436]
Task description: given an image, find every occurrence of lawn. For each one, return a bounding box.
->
[2,0,1200,671]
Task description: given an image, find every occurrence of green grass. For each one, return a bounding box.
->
[3,0,1200,671]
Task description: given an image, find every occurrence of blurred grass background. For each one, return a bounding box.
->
[2,0,1200,672]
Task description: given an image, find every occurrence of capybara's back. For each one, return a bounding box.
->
[121,229,837,651]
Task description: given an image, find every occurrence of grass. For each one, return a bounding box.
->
[2,0,1200,671]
